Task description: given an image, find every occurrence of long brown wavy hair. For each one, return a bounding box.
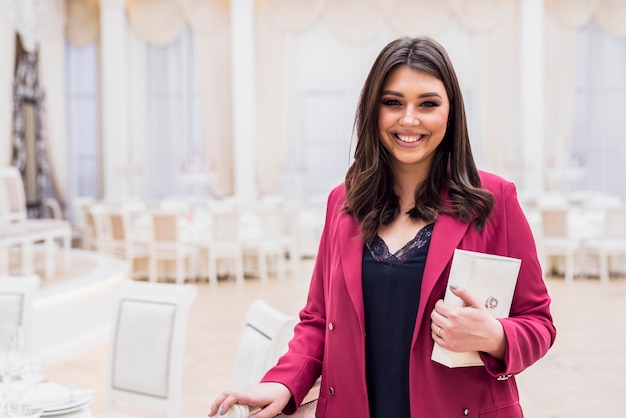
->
[344,36,495,244]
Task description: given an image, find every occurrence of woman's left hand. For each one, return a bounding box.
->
[430,285,506,360]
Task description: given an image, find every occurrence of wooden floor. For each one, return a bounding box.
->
[41,255,626,418]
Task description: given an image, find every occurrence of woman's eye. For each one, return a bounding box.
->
[421,101,439,108]
[382,99,402,106]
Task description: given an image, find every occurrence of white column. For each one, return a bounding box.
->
[520,0,545,194]
[100,0,129,199]
[230,0,257,201]
[0,16,15,166]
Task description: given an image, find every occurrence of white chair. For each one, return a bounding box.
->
[148,210,198,285]
[0,274,40,351]
[583,205,626,282]
[537,206,584,282]
[43,197,63,220]
[77,202,109,252]
[73,196,97,249]
[201,207,244,285]
[0,166,28,223]
[98,280,197,418]
[232,299,297,388]
[243,206,288,282]
[107,210,149,280]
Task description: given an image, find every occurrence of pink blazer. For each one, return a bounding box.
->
[263,171,556,418]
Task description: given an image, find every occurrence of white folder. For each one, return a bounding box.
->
[431,249,521,367]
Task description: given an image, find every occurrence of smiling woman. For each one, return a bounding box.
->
[209,36,556,418]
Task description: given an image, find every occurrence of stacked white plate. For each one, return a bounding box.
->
[35,381,95,416]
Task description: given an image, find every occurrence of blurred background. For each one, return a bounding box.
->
[1,0,625,217]
[2,1,626,417]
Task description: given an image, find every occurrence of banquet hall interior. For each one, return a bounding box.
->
[2,0,626,417]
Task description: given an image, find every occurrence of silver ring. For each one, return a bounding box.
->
[437,326,442,338]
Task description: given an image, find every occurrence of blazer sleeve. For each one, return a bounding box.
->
[480,180,557,376]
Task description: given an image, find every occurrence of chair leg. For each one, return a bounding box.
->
[564,252,574,283]
[235,255,244,285]
[276,252,286,281]
[176,255,184,285]
[149,255,157,283]
[599,251,610,283]
[208,255,218,286]
[44,237,55,278]
[259,251,269,283]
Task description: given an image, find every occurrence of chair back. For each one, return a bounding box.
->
[109,211,127,241]
[541,207,569,239]
[603,205,626,239]
[88,204,110,252]
[210,209,239,242]
[106,280,197,418]
[0,275,40,351]
[232,300,297,388]
[151,211,179,242]
[0,166,27,222]
[43,197,63,219]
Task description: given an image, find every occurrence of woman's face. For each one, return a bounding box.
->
[378,65,450,175]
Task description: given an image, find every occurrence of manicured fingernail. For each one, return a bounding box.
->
[450,284,458,290]
[219,407,224,416]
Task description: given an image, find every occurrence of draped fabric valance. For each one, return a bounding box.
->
[65,0,100,47]
[545,0,626,36]
[2,0,625,50]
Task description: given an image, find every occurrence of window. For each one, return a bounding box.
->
[65,40,100,218]
[571,22,626,199]
[145,28,206,199]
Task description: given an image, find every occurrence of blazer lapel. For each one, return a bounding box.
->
[413,211,469,340]
[337,213,366,333]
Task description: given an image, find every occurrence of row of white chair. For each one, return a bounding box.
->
[535,204,626,282]
[73,199,301,285]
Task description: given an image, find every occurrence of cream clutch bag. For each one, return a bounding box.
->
[431,249,521,368]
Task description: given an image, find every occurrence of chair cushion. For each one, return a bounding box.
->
[112,299,175,398]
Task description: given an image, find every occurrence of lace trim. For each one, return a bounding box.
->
[367,223,433,265]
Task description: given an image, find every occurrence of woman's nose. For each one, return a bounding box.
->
[400,107,419,125]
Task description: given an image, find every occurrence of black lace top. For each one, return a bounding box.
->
[362,223,434,418]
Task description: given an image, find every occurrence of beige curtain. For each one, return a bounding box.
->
[260,0,325,33]
[376,0,451,37]
[545,0,600,28]
[194,30,233,197]
[181,0,230,36]
[38,0,68,205]
[542,0,626,177]
[322,0,384,45]
[545,0,626,37]
[449,0,507,34]
[65,0,100,46]
[594,0,626,37]
[126,0,186,46]
[184,0,232,196]
[0,12,15,166]
[255,4,289,195]
[543,16,578,171]
[471,0,520,178]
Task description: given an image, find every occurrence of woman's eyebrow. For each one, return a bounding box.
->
[381,90,442,99]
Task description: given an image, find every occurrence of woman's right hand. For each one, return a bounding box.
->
[208,382,292,418]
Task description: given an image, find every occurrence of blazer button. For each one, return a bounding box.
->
[328,323,334,330]
[463,409,470,416]
[328,387,335,395]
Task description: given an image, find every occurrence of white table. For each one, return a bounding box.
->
[0,219,72,277]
